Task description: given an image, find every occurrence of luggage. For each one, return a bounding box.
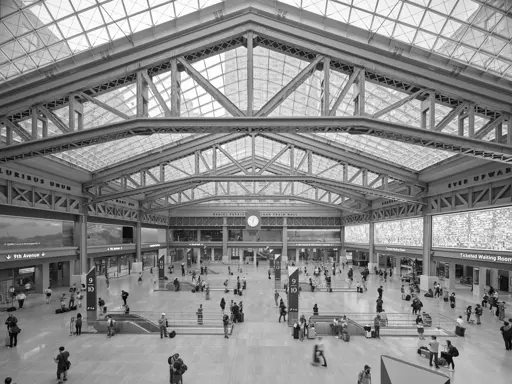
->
[438,357,447,366]
[417,346,431,358]
[55,308,63,314]
[230,272,233,275]
[307,326,316,339]
[293,327,299,339]
[191,289,196,293]
[6,307,16,312]
[63,307,70,313]
[169,331,176,339]
[195,286,200,292]
[239,313,244,323]
[450,303,455,309]
[405,295,411,301]
[455,325,465,337]
[69,305,77,311]
[234,289,238,295]
[342,333,350,342]
[5,331,10,347]
[238,290,242,296]
[371,331,376,338]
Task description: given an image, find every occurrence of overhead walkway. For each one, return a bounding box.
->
[309,312,456,337]
[92,311,234,336]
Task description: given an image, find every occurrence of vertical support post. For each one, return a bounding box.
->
[420,214,435,292]
[353,70,365,116]
[307,150,313,175]
[322,57,330,116]
[289,145,295,174]
[368,221,376,271]
[194,151,200,175]
[467,103,475,138]
[171,58,181,117]
[251,134,256,174]
[69,93,84,131]
[282,217,288,263]
[31,105,38,140]
[41,116,48,138]
[75,210,88,275]
[197,229,201,267]
[420,92,435,130]
[247,31,254,117]
[506,117,511,145]
[212,146,217,174]
[222,217,228,262]
[135,221,142,262]
[6,125,13,145]
[136,71,149,117]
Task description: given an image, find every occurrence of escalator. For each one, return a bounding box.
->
[94,313,160,334]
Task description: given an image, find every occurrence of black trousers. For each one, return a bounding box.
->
[18,299,24,308]
[8,332,17,347]
[374,326,380,338]
[75,324,82,335]
[504,337,512,350]
[429,351,439,367]
[316,351,327,366]
[122,298,127,306]
[279,313,286,322]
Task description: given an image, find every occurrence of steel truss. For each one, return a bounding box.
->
[169,216,341,227]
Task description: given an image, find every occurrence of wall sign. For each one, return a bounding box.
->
[460,253,512,264]
[212,212,301,217]
[86,267,97,314]
[274,254,281,280]
[158,254,165,280]
[107,246,123,251]
[447,167,512,189]
[0,166,81,194]
[294,243,340,247]
[385,247,407,252]
[288,267,299,326]
[5,252,46,260]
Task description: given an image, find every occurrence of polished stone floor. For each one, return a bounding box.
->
[1,262,511,384]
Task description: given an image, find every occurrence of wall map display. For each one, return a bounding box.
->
[345,224,370,244]
[375,218,423,247]
[433,207,512,251]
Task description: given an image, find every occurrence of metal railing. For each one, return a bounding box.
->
[102,310,227,326]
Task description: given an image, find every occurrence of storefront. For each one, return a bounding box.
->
[344,244,370,266]
[88,244,136,277]
[374,246,423,279]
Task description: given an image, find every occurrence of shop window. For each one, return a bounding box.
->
[200,230,222,241]
[173,230,197,241]
[228,229,243,241]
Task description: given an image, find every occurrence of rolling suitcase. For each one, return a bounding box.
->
[450,303,455,309]
[342,333,350,342]
[238,290,242,296]
[234,289,238,295]
[455,326,465,337]
[239,312,244,323]
[5,331,10,347]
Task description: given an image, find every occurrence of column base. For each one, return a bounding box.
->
[222,255,229,263]
[368,262,378,271]
[420,275,437,292]
[473,284,481,297]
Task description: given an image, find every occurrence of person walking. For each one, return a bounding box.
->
[5,314,19,348]
[268,268,271,279]
[416,315,425,340]
[312,337,327,367]
[401,285,405,300]
[449,292,456,309]
[475,304,483,325]
[274,290,280,307]
[158,313,168,338]
[466,305,473,323]
[498,301,506,321]
[197,304,203,325]
[376,298,383,313]
[121,290,129,307]
[428,335,440,369]
[442,340,458,371]
[279,303,287,323]
[223,313,230,339]
[358,365,372,384]
[313,303,319,316]
[75,313,83,336]
[181,263,185,276]
[54,346,70,384]
[500,321,512,350]
[373,315,381,339]
[220,297,226,313]
[15,292,26,309]
[377,286,383,299]
[44,286,52,304]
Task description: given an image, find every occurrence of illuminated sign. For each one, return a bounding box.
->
[295,243,339,247]
[107,246,123,251]
[5,252,46,260]
[460,253,512,264]
[385,247,407,252]
[212,212,300,217]
[148,244,161,248]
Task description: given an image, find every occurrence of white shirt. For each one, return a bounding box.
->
[456,318,464,326]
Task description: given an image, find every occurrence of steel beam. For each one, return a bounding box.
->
[372,90,425,119]
[141,71,172,117]
[1,118,31,142]
[38,106,69,133]
[216,145,250,174]
[474,116,506,140]
[329,69,360,116]
[257,144,290,175]
[177,57,245,117]
[2,117,512,166]
[92,175,420,203]
[434,103,467,132]
[79,92,131,120]
[255,55,324,117]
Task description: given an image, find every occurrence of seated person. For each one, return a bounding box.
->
[456,315,465,328]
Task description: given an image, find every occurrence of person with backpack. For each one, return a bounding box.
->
[5,314,19,348]
[279,303,287,323]
[54,346,70,384]
[121,290,129,307]
[357,365,372,384]
[449,292,456,308]
[475,304,483,325]
[223,313,230,339]
[441,340,458,371]
[75,313,83,336]
[98,297,106,314]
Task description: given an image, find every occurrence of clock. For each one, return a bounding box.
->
[247,215,260,227]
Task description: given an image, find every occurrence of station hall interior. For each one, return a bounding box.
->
[1,1,512,383]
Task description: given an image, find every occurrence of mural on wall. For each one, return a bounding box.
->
[141,227,159,243]
[287,229,340,242]
[432,207,512,251]
[375,218,423,246]
[87,223,123,246]
[0,216,74,250]
[345,224,370,244]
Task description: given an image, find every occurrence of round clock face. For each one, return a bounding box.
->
[247,215,259,227]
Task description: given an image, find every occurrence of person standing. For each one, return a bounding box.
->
[498,301,506,321]
[358,365,372,384]
[376,298,383,313]
[220,297,226,313]
[299,317,306,341]
[279,303,287,323]
[181,263,185,276]
[223,313,230,339]
[106,316,116,338]
[15,292,26,309]
[475,304,483,325]
[416,316,425,340]
[158,313,168,338]
[54,346,70,384]
[373,315,381,338]
[268,268,271,279]
[197,304,203,325]
[274,290,280,307]
[75,313,83,336]
[500,321,512,350]
[313,304,319,316]
[312,337,327,367]
[428,336,440,368]
[68,291,75,309]
[5,314,19,348]
[44,286,52,304]
[377,286,383,299]
[401,285,405,300]
[442,340,457,371]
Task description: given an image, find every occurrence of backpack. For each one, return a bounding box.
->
[476,307,482,316]
[452,347,459,357]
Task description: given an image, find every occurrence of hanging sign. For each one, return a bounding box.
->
[275,254,281,280]
[158,254,165,280]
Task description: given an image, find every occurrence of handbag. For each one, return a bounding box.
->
[61,353,71,370]
[11,325,21,334]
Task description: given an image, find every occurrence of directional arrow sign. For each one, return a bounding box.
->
[6,255,11,260]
